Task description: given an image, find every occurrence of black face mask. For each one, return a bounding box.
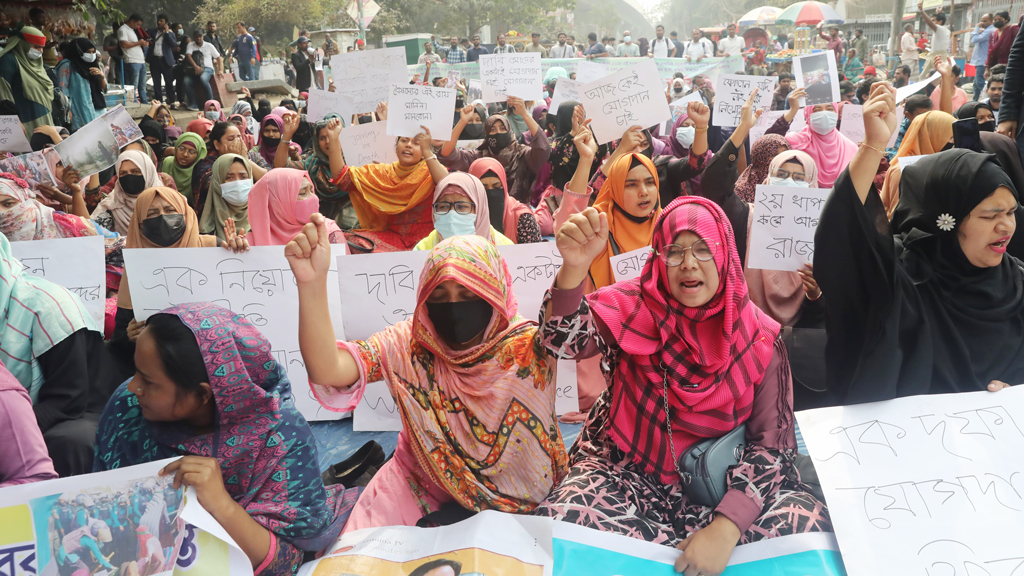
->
[979,120,996,132]
[140,214,186,247]
[262,136,281,148]
[673,86,684,93]
[995,19,1006,28]
[119,174,148,196]
[487,131,513,151]
[462,124,485,139]
[485,187,505,230]
[358,115,373,124]
[426,299,493,345]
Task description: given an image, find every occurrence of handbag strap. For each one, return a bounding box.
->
[657,358,699,481]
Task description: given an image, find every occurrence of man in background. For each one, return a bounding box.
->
[969,13,994,100]
[467,34,489,62]
[525,32,548,57]
[717,23,746,57]
[917,4,950,80]
[851,29,870,67]
[583,32,609,59]
[28,8,59,68]
[549,32,576,58]
[204,22,225,73]
[493,33,515,54]
[146,14,177,104]
[669,31,686,58]
[229,22,256,81]
[251,27,264,80]
[649,25,675,58]
[616,30,640,57]
[117,14,149,104]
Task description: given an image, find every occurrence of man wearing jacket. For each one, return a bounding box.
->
[146,14,177,104]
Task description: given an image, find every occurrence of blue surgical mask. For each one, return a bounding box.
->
[204,111,220,121]
[769,176,810,188]
[675,126,696,148]
[809,111,838,135]
[220,179,253,205]
[623,35,632,43]
[434,210,476,239]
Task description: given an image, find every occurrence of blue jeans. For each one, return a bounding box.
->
[237,60,253,81]
[124,62,148,103]
[184,67,214,109]
[973,64,986,101]
[253,60,261,80]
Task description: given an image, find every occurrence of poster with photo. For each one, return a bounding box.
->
[54,118,120,177]
[792,52,840,107]
[0,150,57,191]
[102,106,143,148]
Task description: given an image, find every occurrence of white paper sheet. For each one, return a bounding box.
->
[895,71,941,103]
[123,246,349,421]
[610,246,651,283]
[177,487,255,575]
[339,121,399,166]
[579,60,671,144]
[713,75,777,127]
[385,84,457,139]
[796,386,1024,576]
[575,60,608,84]
[838,103,865,143]
[55,106,142,177]
[306,89,355,123]
[331,47,408,114]
[549,78,581,111]
[793,52,841,107]
[0,116,31,153]
[479,52,544,102]
[897,154,925,170]
[353,380,403,432]
[9,236,106,327]
[747,184,829,272]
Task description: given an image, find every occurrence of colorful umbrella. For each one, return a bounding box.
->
[739,6,784,26]
[775,1,845,26]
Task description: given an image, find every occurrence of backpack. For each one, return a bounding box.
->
[51,86,72,130]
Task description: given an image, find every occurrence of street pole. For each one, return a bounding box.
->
[358,0,366,41]
[890,0,905,71]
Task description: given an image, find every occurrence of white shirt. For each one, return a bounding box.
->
[930,25,951,52]
[901,32,919,63]
[153,31,165,58]
[549,43,576,58]
[117,24,145,64]
[683,38,713,59]
[718,35,746,56]
[190,42,221,70]
[616,42,640,57]
[650,37,671,58]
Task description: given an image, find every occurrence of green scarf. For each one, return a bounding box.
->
[0,27,54,109]
[160,133,207,204]
[199,153,251,240]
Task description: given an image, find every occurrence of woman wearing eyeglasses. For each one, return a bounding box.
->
[413,172,513,250]
[535,198,831,576]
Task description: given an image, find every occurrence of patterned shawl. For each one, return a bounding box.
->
[588,196,781,482]
[0,173,96,241]
[347,159,435,232]
[735,134,789,204]
[93,303,351,551]
[199,153,251,240]
[0,234,97,399]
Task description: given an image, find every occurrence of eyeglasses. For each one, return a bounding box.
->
[433,201,475,215]
[656,239,719,266]
[774,168,807,182]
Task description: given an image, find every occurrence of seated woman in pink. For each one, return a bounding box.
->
[246,168,348,248]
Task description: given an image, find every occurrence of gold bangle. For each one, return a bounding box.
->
[695,126,709,132]
[859,142,885,155]
[424,154,437,162]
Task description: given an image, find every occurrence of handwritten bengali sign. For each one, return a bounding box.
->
[713,74,777,127]
[385,83,457,140]
[0,116,31,153]
[549,78,580,112]
[340,121,398,166]
[10,236,105,327]
[306,89,355,123]
[610,246,651,283]
[796,386,1024,576]
[579,59,671,145]
[123,246,349,421]
[332,47,408,114]
[575,60,607,84]
[478,53,544,102]
[747,184,829,272]
[838,103,865,143]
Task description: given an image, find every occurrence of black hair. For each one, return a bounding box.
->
[207,121,234,151]
[588,32,597,41]
[989,64,1007,76]
[905,94,934,114]
[409,560,462,576]
[207,21,217,26]
[670,31,678,36]
[996,10,1010,20]
[157,14,169,23]
[779,73,794,81]
[989,73,1006,87]
[193,29,204,39]
[856,28,863,34]
[29,7,45,17]
[128,13,143,23]
[898,64,912,76]
[935,13,947,24]
[144,314,209,397]
[952,64,962,77]
[840,80,855,94]
[856,77,878,103]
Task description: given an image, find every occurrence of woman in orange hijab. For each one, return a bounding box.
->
[879,110,955,218]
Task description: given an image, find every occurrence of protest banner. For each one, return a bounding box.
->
[549,78,581,111]
[713,75,777,127]
[306,89,355,123]
[575,60,608,83]
[123,246,349,422]
[796,386,1024,576]
[793,52,841,107]
[0,116,31,153]
[385,84,457,139]
[332,47,408,114]
[479,53,544,102]
[747,184,829,272]
[339,121,399,166]
[10,236,106,327]
[610,246,651,283]
[54,106,141,177]
[579,59,671,144]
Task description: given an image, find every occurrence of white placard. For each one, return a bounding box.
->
[889,105,905,148]
[549,78,581,111]
[610,246,651,283]
[0,116,31,153]
[479,52,544,102]
[339,121,399,166]
[353,380,402,431]
[306,88,355,123]
[10,236,106,327]
[795,386,1024,576]
[838,103,865,143]
[331,47,408,115]
[896,154,925,170]
[712,74,777,127]
[553,359,578,415]
[579,59,671,144]
[575,60,608,84]
[750,110,786,143]
[663,92,704,133]
[123,246,349,422]
[385,83,457,140]
[793,52,841,107]
[895,71,941,103]
[747,184,829,272]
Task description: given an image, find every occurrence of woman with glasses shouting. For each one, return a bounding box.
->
[534,197,831,576]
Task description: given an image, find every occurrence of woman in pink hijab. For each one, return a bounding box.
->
[782,102,856,189]
[203,100,227,122]
[246,168,348,248]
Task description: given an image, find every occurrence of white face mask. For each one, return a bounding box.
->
[27,48,43,60]
[675,126,696,148]
[623,35,632,43]
[769,176,810,188]
[82,52,98,63]
[220,179,253,205]
[809,110,838,135]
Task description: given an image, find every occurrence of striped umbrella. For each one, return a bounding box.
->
[739,6,784,26]
[775,1,845,26]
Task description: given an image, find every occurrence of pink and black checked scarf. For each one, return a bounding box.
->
[588,196,782,483]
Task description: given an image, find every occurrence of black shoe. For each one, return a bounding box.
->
[321,441,386,488]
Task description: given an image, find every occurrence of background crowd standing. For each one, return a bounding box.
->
[2,4,1024,576]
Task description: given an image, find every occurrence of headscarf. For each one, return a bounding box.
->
[203,100,226,122]
[256,114,285,165]
[468,158,534,243]
[66,38,106,111]
[200,153,251,240]
[230,100,259,135]
[735,134,790,203]
[543,66,569,84]
[254,99,273,123]
[0,173,96,241]
[587,196,781,482]
[458,104,489,141]
[271,106,289,119]
[880,110,955,218]
[139,116,169,160]
[159,133,207,204]
[91,150,161,235]
[303,115,344,199]
[0,233,96,398]
[228,114,256,150]
[589,153,661,289]
[0,27,53,110]
[547,100,604,192]
[955,100,993,120]
[314,236,566,512]
[430,172,491,239]
[93,302,354,551]
[785,104,857,188]
[186,118,213,139]
[246,168,344,246]
[665,107,693,158]
[346,155,436,232]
